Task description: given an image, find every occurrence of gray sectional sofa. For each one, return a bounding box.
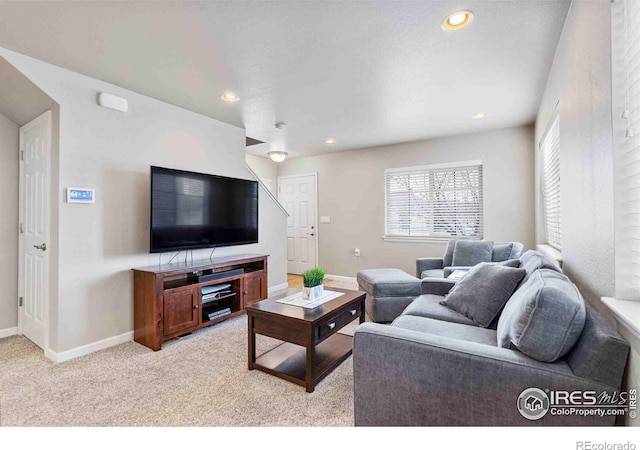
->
[354,250,630,426]
[417,239,524,279]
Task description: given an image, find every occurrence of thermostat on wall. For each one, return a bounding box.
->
[66,188,95,204]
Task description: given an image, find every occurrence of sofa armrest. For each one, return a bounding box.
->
[415,257,443,277]
[353,323,618,426]
[420,278,457,295]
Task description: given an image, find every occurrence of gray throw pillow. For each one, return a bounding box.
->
[497,269,586,362]
[492,243,514,262]
[440,262,526,328]
[451,240,494,267]
[443,239,458,267]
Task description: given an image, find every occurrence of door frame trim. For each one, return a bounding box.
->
[18,110,52,354]
[277,172,319,269]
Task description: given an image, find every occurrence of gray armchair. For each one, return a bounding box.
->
[416,239,524,279]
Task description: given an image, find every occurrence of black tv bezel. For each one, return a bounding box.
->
[149,166,259,254]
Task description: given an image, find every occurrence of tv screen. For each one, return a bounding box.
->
[150,166,258,253]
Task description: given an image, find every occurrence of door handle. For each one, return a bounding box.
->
[33,243,47,251]
[308,233,315,236]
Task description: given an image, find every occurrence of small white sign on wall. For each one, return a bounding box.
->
[66,188,95,204]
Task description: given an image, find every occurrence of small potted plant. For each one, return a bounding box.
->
[301,267,325,300]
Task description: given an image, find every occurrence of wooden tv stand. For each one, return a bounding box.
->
[132,253,268,351]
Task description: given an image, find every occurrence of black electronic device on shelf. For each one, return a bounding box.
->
[198,268,244,283]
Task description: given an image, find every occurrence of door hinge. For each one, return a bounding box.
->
[19,223,24,234]
[19,297,23,307]
[20,150,24,161]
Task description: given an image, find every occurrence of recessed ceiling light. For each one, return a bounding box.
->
[473,113,489,120]
[221,93,239,102]
[442,11,474,31]
[325,138,337,145]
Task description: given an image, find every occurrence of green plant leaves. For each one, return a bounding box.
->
[301,267,325,288]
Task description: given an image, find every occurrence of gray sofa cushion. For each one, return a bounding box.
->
[357,268,421,297]
[497,269,586,362]
[492,243,514,262]
[401,294,475,326]
[392,315,498,346]
[442,239,458,267]
[518,249,562,283]
[421,269,445,279]
[441,263,526,328]
[451,240,494,267]
[492,242,525,261]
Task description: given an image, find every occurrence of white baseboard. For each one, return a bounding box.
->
[268,282,289,295]
[45,331,133,363]
[325,274,358,284]
[0,326,18,339]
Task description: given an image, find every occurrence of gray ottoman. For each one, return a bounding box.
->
[357,269,421,323]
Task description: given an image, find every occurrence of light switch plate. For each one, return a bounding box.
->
[320,216,331,224]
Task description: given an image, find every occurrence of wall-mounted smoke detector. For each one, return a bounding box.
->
[97,92,128,112]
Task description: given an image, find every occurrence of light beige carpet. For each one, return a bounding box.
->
[0,279,360,427]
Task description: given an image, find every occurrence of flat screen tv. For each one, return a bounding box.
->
[150,166,258,253]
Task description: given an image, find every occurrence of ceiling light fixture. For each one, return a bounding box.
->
[325,138,337,145]
[268,151,288,163]
[221,93,240,102]
[472,113,489,119]
[442,11,474,31]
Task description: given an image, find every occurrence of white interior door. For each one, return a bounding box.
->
[18,111,51,350]
[278,174,317,275]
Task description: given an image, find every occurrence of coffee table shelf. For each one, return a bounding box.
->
[254,333,353,387]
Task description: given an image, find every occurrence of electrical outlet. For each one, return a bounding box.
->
[355,248,361,257]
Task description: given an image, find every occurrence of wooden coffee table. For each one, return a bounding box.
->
[246,288,366,393]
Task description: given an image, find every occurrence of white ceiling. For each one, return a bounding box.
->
[0,57,57,126]
[0,1,570,158]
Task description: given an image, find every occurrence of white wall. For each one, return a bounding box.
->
[0,112,19,332]
[246,153,278,194]
[0,48,287,353]
[278,125,535,277]
[535,1,615,304]
[535,1,638,425]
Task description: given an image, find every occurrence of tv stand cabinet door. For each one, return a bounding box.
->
[163,287,200,336]
[243,273,267,308]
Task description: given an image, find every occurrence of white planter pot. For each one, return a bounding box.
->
[302,284,324,300]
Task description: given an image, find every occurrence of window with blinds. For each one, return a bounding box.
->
[540,115,561,250]
[612,0,640,300]
[384,161,483,239]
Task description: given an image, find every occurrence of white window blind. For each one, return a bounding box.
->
[384,161,483,239]
[612,0,640,300]
[540,115,561,250]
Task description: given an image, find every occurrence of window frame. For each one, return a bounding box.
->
[383,160,484,242]
[611,0,640,301]
[539,113,562,251]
